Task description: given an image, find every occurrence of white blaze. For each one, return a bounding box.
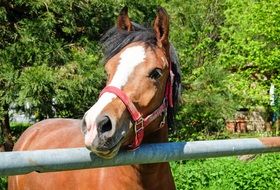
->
[110,46,146,88]
[84,46,146,141]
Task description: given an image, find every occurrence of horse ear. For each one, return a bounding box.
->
[117,6,132,31]
[153,7,169,49]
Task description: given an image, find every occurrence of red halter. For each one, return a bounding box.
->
[99,62,174,149]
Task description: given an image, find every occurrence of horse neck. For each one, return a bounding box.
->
[135,120,175,189]
[142,119,169,144]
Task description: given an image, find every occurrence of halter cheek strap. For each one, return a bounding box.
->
[99,86,168,149]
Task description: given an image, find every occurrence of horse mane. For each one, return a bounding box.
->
[167,44,182,128]
[101,22,156,61]
[101,23,181,129]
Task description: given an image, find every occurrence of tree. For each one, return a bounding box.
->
[219,0,280,109]
[161,0,236,140]
[0,0,111,147]
[2,0,278,143]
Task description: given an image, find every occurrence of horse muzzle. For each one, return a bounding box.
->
[81,115,128,159]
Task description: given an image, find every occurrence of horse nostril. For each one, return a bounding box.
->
[98,116,112,133]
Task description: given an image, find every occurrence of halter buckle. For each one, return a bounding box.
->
[134,117,144,133]
[159,111,167,128]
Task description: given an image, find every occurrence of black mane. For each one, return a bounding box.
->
[101,23,157,61]
[101,23,181,128]
[168,44,182,128]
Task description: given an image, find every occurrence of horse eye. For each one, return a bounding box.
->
[149,68,162,80]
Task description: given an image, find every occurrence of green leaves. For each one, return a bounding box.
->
[0,176,7,190]
[53,45,105,118]
[0,1,160,121]
[0,0,111,120]
[161,0,280,140]
[1,0,279,138]
[17,65,55,118]
[219,0,280,108]
[161,0,236,138]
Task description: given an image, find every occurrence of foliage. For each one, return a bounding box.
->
[10,122,30,139]
[162,0,280,139]
[0,0,280,141]
[171,153,280,190]
[0,177,7,190]
[0,0,114,120]
[161,0,237,140]
[219,0,280,109]
[0,1,279,189]
[0,0,159,123]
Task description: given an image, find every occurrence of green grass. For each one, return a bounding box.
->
[0,177,7,190]
[171,153,280,190]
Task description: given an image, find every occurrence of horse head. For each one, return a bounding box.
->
[81,7,181,159]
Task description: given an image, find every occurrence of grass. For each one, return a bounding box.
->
[171,153,280,190]
[0,177,7,190]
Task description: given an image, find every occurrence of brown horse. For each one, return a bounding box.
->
[8,7,181,190]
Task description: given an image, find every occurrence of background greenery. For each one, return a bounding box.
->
[1,0,279,139]
[172,153,280,190]
[0,0,280,189]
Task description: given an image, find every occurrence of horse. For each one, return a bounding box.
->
[8,6,181,190]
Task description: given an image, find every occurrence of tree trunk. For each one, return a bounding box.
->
[0,105,14,151]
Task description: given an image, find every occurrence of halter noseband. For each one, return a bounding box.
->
[99,60,174,149]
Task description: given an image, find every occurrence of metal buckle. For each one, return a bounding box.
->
[134,117,144,133]
[159,111,167,128]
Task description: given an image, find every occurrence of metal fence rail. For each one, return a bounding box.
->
[1,137,280,176]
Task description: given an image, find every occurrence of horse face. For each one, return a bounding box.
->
[82,7,170,158]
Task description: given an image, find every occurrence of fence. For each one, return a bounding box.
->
[1,137,280,176]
